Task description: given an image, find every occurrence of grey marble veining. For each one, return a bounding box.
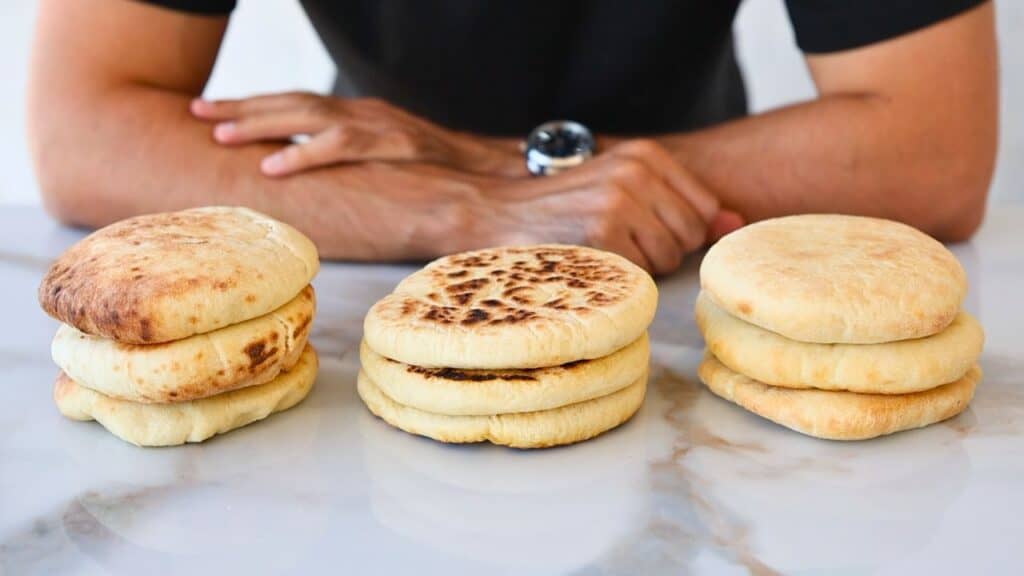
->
[2,205,1023,575]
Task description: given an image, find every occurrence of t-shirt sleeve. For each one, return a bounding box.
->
[132,0,236,15]
[784,0,988,54]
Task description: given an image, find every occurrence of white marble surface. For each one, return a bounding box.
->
[1,205,1022,575]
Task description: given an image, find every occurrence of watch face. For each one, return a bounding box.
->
[525,120,596,176]
[528,121,596,159]
[534,126,592,158]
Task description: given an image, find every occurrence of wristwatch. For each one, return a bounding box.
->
[524,120,596,176]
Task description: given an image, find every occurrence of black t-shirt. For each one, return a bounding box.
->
[143,0,984,136]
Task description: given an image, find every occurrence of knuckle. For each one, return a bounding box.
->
[392,128,419,153]
[302,98,332,118]
[666,247,683,270]
[618,138,662,157]
[587,220,614,245]
[627,138,661,155]
[682,223,707,251]
[359,97,389,110]
[597,184,631,212]
[323,126,348,146]
[284,144,309,164]
[610,157,646,182]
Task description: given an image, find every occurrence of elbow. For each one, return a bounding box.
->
[910,178,989,244]
[934,190,986,243]
[29,115,110,229]
[904,138,995,244]
[32,147,93,228]
[930,156,993,243]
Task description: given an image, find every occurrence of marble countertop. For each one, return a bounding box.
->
[2,205,1022,575]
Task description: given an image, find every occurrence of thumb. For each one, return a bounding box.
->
[707,209,745,243]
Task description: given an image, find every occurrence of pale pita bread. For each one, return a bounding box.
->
[39,207,319,344]
[360,332,648,415]
[54,345,318,447]
[698,352,979,441]
[700,215,966,344]
[364,245,657,368]
[52,286,315,403]
[695,291,982,394]
[357,368,646,448]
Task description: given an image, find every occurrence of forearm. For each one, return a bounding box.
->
[30,86,488,260]
[656,93,994,241]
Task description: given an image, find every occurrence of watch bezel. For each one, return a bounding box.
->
[524,120,596,176]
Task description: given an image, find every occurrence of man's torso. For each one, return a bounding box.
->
[300,0,746,135]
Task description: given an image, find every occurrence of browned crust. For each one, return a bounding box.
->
[388,354,595,383]
[38,209,311,343]
[382,245,636,329]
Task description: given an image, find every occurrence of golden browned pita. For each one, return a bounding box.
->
[364,245,657,368]
[52,286,315,403]
[40,207,318,343]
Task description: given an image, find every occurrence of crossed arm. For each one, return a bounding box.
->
[28,0,996,272]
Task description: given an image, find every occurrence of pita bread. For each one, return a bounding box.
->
[698,352,979,441]
[360,332,648,415]
[695,291,982,394]
[54,345,318,447]
[700,215,966,343]
[52,286,315,403]
[357,368,646,448]
[39,207,319,344]
[364,245,657,368]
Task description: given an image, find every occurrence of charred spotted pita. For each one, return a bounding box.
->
[39,207,319,344]
[364,245,658,369]
[360,332,648,415]
[52,286,314,403]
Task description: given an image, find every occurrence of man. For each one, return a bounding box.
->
[28,0,997,274]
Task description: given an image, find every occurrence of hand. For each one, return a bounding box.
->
[480,139,743,274]
[191,92,522,177]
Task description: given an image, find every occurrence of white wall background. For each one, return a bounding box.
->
[1,0,1020,204]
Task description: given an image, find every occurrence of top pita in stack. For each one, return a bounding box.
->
[695,214,983,440]
[360,245,657,448]
[39,207,321,446]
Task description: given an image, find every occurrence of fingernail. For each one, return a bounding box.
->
[261,152,286,174]
[190,98,209,114]
[214,122,235,141]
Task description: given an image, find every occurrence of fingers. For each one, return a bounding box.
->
[600,231,653,273]
[607,144,709,253]
[585,183,684,275]
[190,91,318,121]
[610,153,706,253]
[707,209,746,242]
[609,186,683,274]
[211,109,328,145]
[259,127,421,176]
[630,222,683,275]
[260,131,349,176]
[613,139,719,224]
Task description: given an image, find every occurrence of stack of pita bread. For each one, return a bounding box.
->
[39,207,321,447]
[359,245,657,448]
[696,214,984,440]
